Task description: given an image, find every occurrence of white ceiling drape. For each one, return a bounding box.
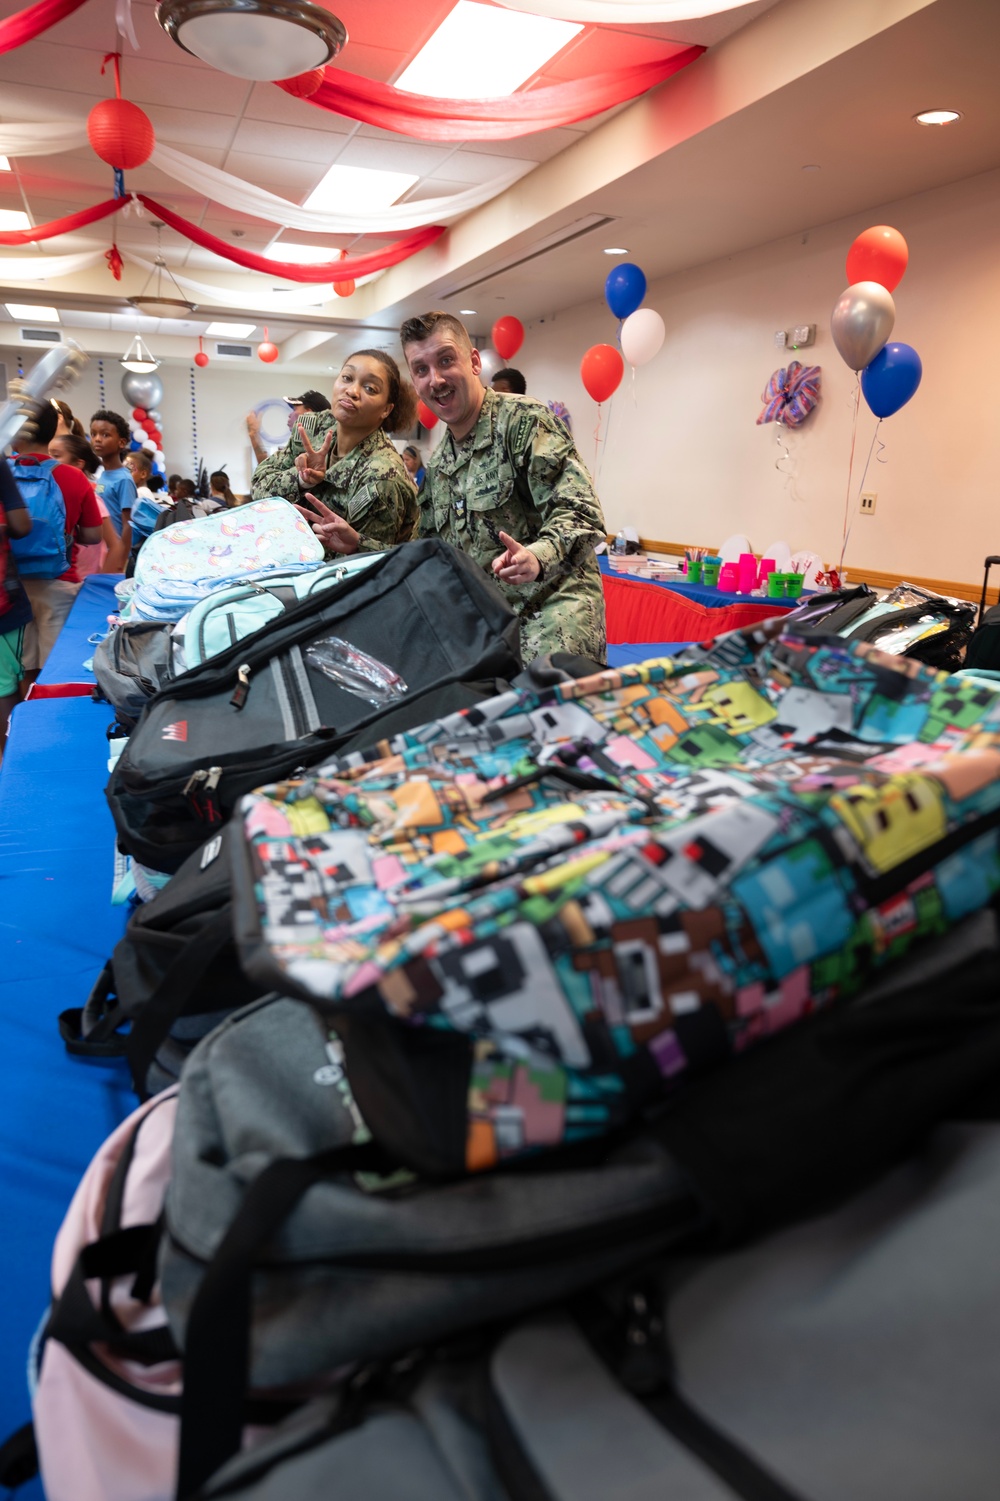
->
[0,248,106,278]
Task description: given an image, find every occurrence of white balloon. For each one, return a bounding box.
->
[131,426,146,441]
[477,347,503,385]
[620,307,666,368]
[147,409,162,422]
[154,449,165,464]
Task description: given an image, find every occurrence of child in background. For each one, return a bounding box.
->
[126,449,169,562]
[47,432,115,580]
[90,410,137,573]
[0,461,33,755]
[209,469,238,508]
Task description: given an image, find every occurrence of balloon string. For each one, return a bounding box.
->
[840,414,883,573]
[593,403,603,469]
[596,393,615,486]
[838,380,861,574]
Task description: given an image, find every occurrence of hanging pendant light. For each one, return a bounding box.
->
[128,221,198,319]
[155,0,347,82]
[120,332,160,374]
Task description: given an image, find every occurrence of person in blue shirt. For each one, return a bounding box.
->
[90,410,137,572]
[401,444,425,490]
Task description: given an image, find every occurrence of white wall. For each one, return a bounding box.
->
[522,167,1000,588]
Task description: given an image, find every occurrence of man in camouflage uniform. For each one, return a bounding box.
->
[401,312,607,665]
[251,408,419,552]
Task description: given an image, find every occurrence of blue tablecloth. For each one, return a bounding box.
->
[0,696,132,1475]
[606,641,689,667]
[36,573,123,686]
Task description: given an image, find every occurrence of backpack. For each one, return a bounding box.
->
[106,539,523,873]
[58,823,266,1099]
[126,498,324,623]
[92,619,176,730]
[163,922,1000,1497]
[174,554,380,672]
[6,456,68,578]
[230,627,1000,1176]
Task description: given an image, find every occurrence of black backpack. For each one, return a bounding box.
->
[92,619,175,729]
[106,540,522,873]
[58,823,265,1099]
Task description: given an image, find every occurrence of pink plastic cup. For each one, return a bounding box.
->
[737,553,758,594]
[718,563,739,591]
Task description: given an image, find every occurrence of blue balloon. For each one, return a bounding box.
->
[605,262,646,321]
[861,341,922,419]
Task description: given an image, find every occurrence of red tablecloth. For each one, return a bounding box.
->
[601,570,794,645]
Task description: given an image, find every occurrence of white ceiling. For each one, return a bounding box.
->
[1,0,996,369]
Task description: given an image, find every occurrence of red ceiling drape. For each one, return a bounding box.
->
[137,196,445,280]
[279,45,705,141]
[0,0,88,54]
[0,197,124,244]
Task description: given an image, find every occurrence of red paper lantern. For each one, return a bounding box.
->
[845,225,909,293]
[492,315,524,361]
[416,399,438,430]
[280,67,326,99]
[131,407,147,422]
[333,248,355,298]
[580,344,624,404]
[194,336,209,368]
[87,98,155,170]
[257,327,279,364]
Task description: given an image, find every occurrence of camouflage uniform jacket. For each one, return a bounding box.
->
[418,389,607,664]
[251,412,418,551]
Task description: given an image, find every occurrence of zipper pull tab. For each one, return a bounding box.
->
[230,662,252,709]
[202,766,223,824]
[183,769,207,800]
[620,1287,667,1396]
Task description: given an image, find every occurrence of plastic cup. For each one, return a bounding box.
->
[718,563,739,591]
[786,574,804,598]
[737,553,758,594]
[702,558,721,587]
[687,559,703,582]
[758,557,777,588]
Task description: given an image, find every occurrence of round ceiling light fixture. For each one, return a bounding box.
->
[913,108,962,126]
[155,0,347,82]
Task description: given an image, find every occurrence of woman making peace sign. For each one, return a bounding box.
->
[251,349,419,552]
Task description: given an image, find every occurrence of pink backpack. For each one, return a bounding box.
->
[33,1089,182,1501]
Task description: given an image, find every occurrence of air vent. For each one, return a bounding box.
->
[215,341,252,358]
[21,327,61,343]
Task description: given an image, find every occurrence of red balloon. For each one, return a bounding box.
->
[580,344,624,404]
[845,226,909,292]
[279,67,326,98]
[194,351,209,368]
[492,316,524,361]
[416,399,438,430]
[87,98,154,170]
[131,407,147,422]
[257,327,279,364]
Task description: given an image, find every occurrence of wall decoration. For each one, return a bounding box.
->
[757,361,821,428]
[257,328,279,364]
[194,336,209,368]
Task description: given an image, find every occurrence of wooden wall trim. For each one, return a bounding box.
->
[607,536,996,610]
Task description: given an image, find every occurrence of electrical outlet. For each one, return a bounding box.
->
[859,492,877,515]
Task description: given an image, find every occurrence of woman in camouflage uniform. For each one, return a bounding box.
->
[251,350,419,553]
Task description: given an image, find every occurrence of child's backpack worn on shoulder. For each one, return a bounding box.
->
[6,456,68,578]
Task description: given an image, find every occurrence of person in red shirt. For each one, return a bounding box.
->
[11,401,102,683]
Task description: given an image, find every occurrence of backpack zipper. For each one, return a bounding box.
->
[182,766,223,823]
[230,662,252,710]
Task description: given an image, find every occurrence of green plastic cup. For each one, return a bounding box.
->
[687,559,703,583]
[786,574,804,598]
[767,573,786,598]
[701,558,721,587]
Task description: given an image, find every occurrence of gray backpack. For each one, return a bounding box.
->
[195,1112,1000,1501]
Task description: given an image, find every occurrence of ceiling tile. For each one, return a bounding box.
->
[242,84,355,131]
[332,135,455,178]
[228,117,347,163]
[462,130,584,164]
[221,152,322,198]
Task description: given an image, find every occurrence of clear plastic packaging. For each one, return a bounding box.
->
[306,637,408,706]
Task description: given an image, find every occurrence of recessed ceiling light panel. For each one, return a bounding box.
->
[271,241,344,264]
[396,0,582,101]
[914,109,962,126]
[155,0,347,81]
[6,303,59,321]
[303,165,417,213]
[0,210,31,231]
[459,309,477,315]
[205,321,256,337]
[0,156,10,172]
[603,247,629,255]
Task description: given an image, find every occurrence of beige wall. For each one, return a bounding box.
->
[521,166,1000,589]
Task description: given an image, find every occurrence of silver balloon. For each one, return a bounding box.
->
[830,282,895,372]
[477,347,503,386]
[121,370,164,410]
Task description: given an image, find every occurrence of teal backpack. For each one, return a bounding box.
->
[7,456,68,578]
